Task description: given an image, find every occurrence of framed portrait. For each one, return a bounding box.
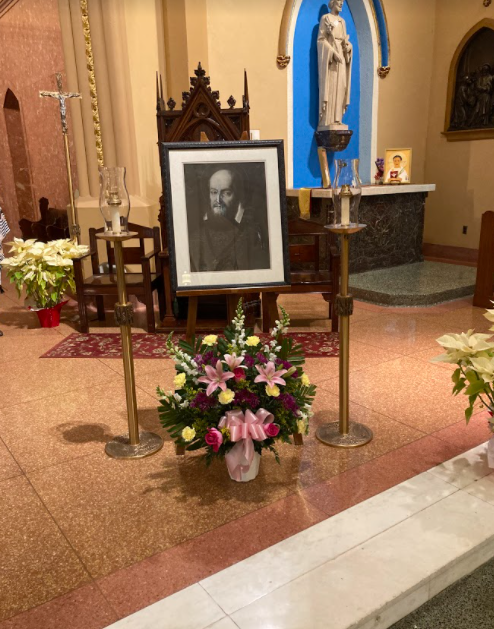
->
[384,148,412,184]
[161,140,290,291]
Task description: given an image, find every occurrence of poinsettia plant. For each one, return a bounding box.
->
[157,302,316,466]
[2,238,88,309]
[432,306,494,430]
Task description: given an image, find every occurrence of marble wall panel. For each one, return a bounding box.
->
[287,193,427,273]
[0,0,77,238]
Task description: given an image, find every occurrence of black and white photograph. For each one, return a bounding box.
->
[161,141,290,291]
[184,162,270,273]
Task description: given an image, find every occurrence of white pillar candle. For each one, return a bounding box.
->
[111,206,121,234]
[250,130,261,140]
[341,194,350,226]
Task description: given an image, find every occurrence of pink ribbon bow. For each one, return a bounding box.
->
[219,409,274,481]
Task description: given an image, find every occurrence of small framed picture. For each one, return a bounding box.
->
[384,148,412,184]
[160,140,290,291]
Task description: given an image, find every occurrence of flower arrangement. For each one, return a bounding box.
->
[374,157,385,184]
[157,302,316,479]
[433,306,494,430]
[2,238,89,309]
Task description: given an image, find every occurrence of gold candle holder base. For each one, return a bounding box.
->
[105,432,164,460]
[316,421,373,448]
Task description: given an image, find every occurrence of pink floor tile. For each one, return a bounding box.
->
[301,435,462,516]
[432,413,492,451]
[0,585,117,629]
[97,493,326,619]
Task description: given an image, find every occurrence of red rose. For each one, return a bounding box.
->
[234,367,245,380]
[205,427,223,452]
[265,423,280,438]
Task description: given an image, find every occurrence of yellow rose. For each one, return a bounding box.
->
[266,384,280,397]
[174,373,187,389]
[301,374,310,386]
[218,389,235,404]
[203,334,218,346]
[181,426,196,442]
[246,336,261,347]
[297,419,307,434]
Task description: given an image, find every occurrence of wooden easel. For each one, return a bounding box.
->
[182,285,291,343]
[473,211,494,308]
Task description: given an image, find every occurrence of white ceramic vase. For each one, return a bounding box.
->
[229,452,261,482]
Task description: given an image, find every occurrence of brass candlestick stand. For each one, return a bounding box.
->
[316,224,373,448]
[97,232,163,459]
[40,73,81,242]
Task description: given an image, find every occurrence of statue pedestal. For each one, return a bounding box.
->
[315,129,353,152]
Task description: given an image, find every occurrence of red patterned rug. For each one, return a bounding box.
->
[41,332,339,359]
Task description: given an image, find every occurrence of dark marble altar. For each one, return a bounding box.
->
[286,189,429,273]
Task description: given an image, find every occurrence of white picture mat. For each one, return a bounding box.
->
[168,146,286,289]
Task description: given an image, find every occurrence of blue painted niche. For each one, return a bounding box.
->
[293,1,361,188]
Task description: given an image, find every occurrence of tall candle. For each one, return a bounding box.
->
[111,206,121,234]
[341,195,350,226]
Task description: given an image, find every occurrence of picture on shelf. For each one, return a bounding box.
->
[161,140,290,291]
[384,148,412,184]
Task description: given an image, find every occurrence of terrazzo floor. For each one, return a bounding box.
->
[391,556,494,629]
[0,282,492,628]
[349,261,477,306]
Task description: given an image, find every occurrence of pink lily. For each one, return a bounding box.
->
[198,360,235,396]
[254,361,287,387]
[224,353,245,371]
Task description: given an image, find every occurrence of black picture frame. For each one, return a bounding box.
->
[160,140,290,292]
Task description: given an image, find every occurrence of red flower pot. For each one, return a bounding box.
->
[34,301,68,328]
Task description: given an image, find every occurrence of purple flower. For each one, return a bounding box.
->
[194,351,216,370]
[276,358,293,370]
[234,389,260,409]
[256,352,268,365]
[190,391,217,411]
[279,393,299,413]
[243,354,256,369]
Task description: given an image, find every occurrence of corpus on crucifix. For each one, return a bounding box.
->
[39,73,82,240]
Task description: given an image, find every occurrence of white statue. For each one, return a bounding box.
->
[317,0,353,131]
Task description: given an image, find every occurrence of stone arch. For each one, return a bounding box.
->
[3,88,36,221]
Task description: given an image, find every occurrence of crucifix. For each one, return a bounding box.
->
[40,73,82,241]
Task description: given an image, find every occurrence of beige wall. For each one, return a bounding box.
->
[377,0,437,184]
[206,0,288,146]
[124,0,165,204]
[424,0,494,249]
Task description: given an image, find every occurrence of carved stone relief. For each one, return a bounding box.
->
[449,27,494,132]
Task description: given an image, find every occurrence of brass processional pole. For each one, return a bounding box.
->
[316,167,373,448]
[40,73,81,242]
[97,183,163,460]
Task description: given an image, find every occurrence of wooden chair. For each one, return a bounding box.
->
[73,223,165,333]
[286,218,340,332]
[19,198,69,242]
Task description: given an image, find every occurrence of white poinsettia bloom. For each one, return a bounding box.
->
[469,357,494,383]
[484,308,494,331]
[433,330,494,363]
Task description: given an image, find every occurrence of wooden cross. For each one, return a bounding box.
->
[39,73,81,135]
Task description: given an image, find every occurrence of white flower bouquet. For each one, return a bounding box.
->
[157,302,316,479]
[2,238,89,309]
